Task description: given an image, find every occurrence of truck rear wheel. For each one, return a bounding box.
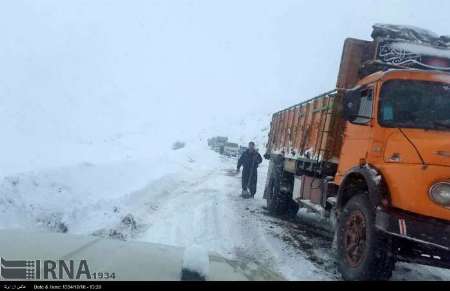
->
[266,174,288,215]
[336,195,394,281]
[266,161,291,215]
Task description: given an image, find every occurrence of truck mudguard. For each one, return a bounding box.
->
[336,164,388,212]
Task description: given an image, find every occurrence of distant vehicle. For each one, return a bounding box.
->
[223,143,239,157]
[208,136,228,147]
[212,145,224,154]
[0,230,284,281]
[208,137,228,154]
[264,24,450,280]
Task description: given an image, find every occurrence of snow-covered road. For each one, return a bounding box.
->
[103,148,450,281]
[126,161,327,279]
[1,143,449,280]
[123,154,337,280]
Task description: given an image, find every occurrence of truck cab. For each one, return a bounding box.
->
[263,24,450,280]
[337,69,450,274]
[338,69,450,222]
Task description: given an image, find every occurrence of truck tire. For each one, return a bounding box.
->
[266,164,290,216]
[336,195,394,281]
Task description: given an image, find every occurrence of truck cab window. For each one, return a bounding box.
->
[379,80,450,130]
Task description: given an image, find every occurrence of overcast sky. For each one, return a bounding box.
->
[1,0,450,142]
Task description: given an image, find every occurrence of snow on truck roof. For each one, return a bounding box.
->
[373,23,450,48]
[373,24,450,69]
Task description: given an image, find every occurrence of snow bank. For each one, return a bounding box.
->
[0,140,216,235]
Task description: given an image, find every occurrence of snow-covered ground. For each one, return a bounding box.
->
[1,135,449,281]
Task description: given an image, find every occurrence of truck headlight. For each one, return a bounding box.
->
[429,182,450,207]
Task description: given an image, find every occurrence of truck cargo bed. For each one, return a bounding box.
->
[266,90,345,166]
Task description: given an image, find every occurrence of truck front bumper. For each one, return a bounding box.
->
[376,207,450,269]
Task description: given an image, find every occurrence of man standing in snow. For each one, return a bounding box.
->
[237,142,262,198]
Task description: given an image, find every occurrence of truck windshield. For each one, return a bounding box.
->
[379,79,450,131]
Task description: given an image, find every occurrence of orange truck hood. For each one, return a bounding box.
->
[403,129,450,167]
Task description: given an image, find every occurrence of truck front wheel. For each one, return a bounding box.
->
[336,195,394,281]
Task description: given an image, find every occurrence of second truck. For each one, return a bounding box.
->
[263,24,450,280]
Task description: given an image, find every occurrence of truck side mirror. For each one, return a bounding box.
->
[343,89,361,122]
[343,88,373,125]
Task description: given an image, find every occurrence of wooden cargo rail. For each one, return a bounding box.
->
[266,89,345,174]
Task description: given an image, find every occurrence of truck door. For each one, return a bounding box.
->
[336,86,374,180]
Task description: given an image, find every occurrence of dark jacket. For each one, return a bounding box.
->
[237,150,262,172]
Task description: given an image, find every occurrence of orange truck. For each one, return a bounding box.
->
[263,24,450,280]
